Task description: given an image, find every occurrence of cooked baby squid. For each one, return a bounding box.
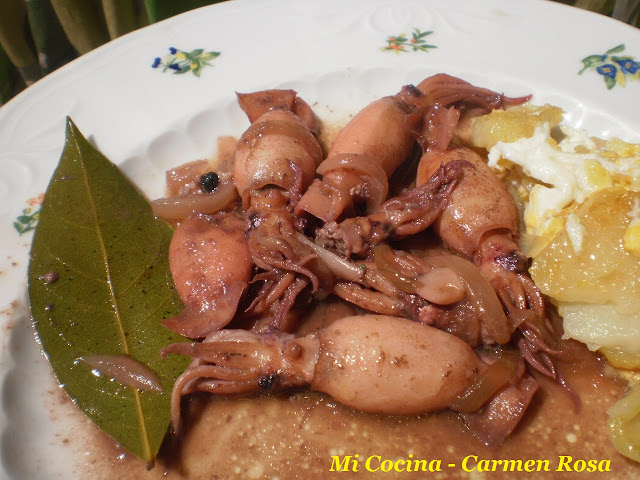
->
[296,95,414,222]
[415,142,561,377]
[233,89,324,326]
[163,213,252,338]
[157,76,572,451]
[162,314,484,433]
[315,161,466,258]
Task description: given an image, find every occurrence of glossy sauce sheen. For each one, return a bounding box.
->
[20,112,629,478]
[50,119,640,479]
[52,344,639,479]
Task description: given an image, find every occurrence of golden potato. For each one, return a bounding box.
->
[531,187,640,314]
[472,103,564,150]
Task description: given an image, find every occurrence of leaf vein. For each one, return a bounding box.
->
[71,127,153,460]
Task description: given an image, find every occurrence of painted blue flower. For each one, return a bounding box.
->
[597,64,617,78]
[151,46,220,76]
[579,45,640,90]
[615,59,640,74]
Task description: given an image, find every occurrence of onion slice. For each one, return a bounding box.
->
[422,255,512,344]
[79,354,164,393]
[373,244,423,293]
[296,233,365,283]
[450,351,520,413]
[152,172,237,220]
[373,245,512,344]
[415,267,465,305]
[461,374,538,448]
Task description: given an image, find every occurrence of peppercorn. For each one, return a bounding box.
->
[199,171,220,193]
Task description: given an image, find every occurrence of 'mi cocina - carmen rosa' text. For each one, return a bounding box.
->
[329,454,612,473]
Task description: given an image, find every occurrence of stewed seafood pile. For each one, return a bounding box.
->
[152,74,573,448]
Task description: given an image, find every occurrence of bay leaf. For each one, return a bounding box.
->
[28,117,189,464]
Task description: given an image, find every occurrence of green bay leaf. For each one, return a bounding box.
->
[28,118,189,464]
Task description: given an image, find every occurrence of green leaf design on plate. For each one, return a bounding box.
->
[199,51,220,61]
[28,118,189,464]
[578,44,640,90]
[381,29,436,54]
[579,54,605,72]
[152,48,220,76]
[606,44,626,55]
[605,75,616,90]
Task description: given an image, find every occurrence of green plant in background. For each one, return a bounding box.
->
[0,0,226,105]
[102,0,138,39]
[49,0,111,55]
[0,0,638,106]
[0,0,42,88]
[0,46,13,105]
[26,0,76,74]
[143,0,220,23]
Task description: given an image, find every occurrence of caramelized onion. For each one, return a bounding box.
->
[154,136,239,220]
[151,172,237,220]
[423,255,512,344]
[296,233,365,283]
[461,374,538,448]
[79,354,163,392]
[372,244,423,294]
[373,246,512,344]
[416,267,465,305]
[450,351,520,413]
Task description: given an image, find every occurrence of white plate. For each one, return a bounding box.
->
[1,0,639,478]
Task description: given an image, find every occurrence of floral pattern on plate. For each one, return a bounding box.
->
[381,29,436,54]
[14,193,43,235]
[152,47,221,77]
[2,0,640,478]
[579,44,640,89]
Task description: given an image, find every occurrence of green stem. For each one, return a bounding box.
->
[50,0,109,54]
[0,44,15,105]
[101,0,137,39]
[25,0,77,73]
[143,0,223,23]
[573,0,615,14]
[0,0,42,84]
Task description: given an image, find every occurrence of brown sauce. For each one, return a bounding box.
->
[51,118,640,479]
[11,105,627,480]
[55,342,638,479]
